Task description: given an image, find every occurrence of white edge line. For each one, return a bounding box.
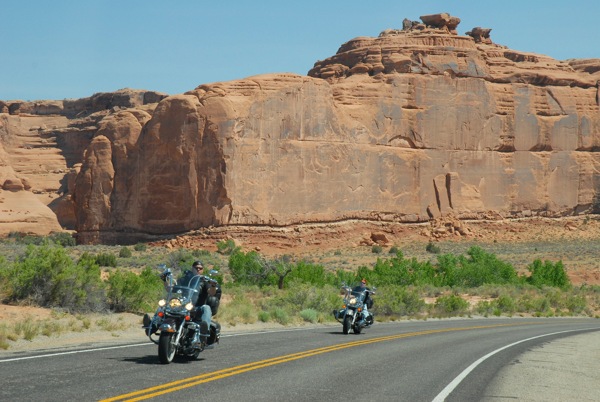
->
[431,328,595,402]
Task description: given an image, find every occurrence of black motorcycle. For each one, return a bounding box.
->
[143,268,221,364]
[333,285,375,334]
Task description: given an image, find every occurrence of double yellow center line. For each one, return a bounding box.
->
[101,322,534,401]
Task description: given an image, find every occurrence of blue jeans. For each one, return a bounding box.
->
[196,305,212,335]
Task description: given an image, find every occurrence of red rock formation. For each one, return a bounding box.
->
[0,89,165,236]
[2,16,600,243]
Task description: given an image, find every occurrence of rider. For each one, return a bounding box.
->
[188,261,221,347]
[352,278,374,325]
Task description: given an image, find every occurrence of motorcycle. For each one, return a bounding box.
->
[333,284,375,334]
[142,266,221,364]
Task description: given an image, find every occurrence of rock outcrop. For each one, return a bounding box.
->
[0,89,166,236]
[2,14,600,243]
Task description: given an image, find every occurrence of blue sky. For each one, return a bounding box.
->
[2,1,599,101]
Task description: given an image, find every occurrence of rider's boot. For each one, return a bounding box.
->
[200,321,210,338]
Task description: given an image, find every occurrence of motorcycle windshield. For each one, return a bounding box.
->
[350,290,366,302]
[167,274,203,306]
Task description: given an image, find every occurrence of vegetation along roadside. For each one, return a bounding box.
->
[0,232,598,350]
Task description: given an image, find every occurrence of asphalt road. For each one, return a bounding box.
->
[1,318,598,401]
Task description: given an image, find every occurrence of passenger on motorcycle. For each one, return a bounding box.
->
[352,279,374,325]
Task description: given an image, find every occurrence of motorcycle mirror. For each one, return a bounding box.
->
[209,269,219,276]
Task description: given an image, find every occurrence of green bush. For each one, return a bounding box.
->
[285,261,336,287]
[93,252,117,267]
[452,247,519,287]
[49,232,76,247]
[527,259,571,290]
[434,294,469,315]
[107,267,163,313]
[4,244,106,312]
[299,308,319,323]
[229,250,271,286]
[374,286,427,317]
[134,243,147,252]
[270,308,290,325]
[118,246,132,258]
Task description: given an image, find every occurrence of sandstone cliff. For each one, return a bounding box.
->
[2,14,600,243]
[0,89,166,236]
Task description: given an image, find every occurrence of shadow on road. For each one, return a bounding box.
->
[118,355,207,365]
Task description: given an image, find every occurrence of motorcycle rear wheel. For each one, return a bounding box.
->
[343,316,352,335]
[158,333,176,364]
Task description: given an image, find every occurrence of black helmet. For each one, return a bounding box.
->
[192,261,203,270]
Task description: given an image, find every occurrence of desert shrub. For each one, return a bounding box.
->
[374,286,427,317]
[229,250,271,286]
[389,245,399,254]
[475,300,496,317]
[118,246,132,258]
[49,232,76,247]
[162,248,195,273]
[92,252,117,267]
[452,247,519,287]
[269,283,339,313]
[494,294,517,315]
[217,239,239,255]
[192,249,211,257]
[527,259,571,290]
[564,294,587,314]
[434,294,469,315]
[371,245,383,254]
[133,243,147,252]
[15,317,39,341]
[334,269,358,287]
[426,241,441,254]
[5,244,106,312]
[299,308,319,323]
[257,310,270,322]
[364,253,437,287]
[285,261,336,287]
[270,308,290,325]
[107,267,163,313]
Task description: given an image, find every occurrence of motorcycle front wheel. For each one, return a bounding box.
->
[343,316,352,335]
[158,333,176,364]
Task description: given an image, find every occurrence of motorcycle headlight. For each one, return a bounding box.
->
[158,299,166,307]
[185,302,194,311]
[349,297,357,305]
[169,298,182,308]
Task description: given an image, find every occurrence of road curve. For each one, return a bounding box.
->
[1,318,598,401]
